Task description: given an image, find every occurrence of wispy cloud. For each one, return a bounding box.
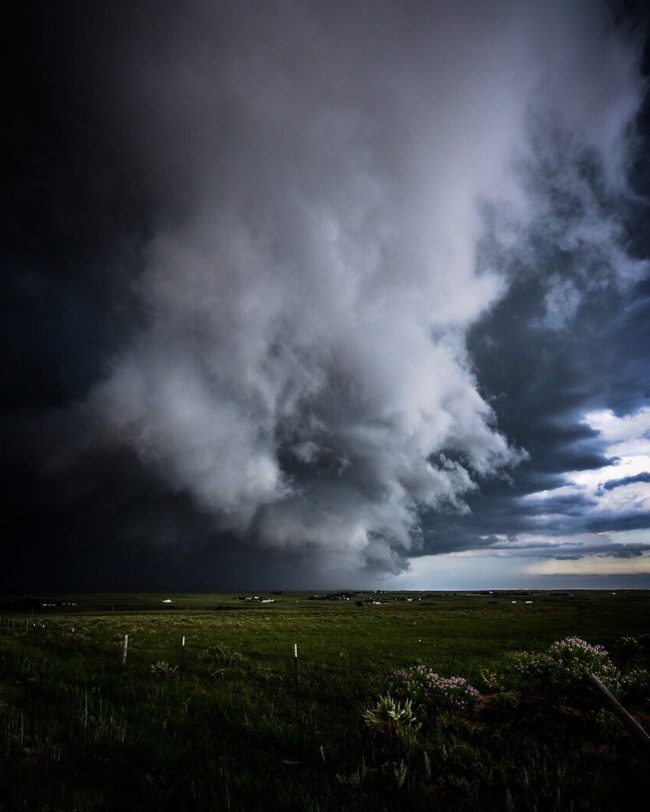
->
[528,553,650,576]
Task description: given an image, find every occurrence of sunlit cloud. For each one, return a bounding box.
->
[522,407,650,521]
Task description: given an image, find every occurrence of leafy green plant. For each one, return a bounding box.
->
[336,757,368,787]
[149,660,178,679]
[363,694,421,744]
[393,759,408,788]
[198,643,243,674]
[478,668,502,691]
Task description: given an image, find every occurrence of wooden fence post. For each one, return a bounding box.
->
[586,672,650,745]
[293,643,299,706]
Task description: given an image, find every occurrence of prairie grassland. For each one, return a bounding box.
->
[0,590,648,811]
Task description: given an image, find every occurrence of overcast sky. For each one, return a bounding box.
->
[2,0,650,590]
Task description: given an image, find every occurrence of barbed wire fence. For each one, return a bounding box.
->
[0,614,419,705]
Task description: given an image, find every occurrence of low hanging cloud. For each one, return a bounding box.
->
[601,472,650,491]
[520,408,650,531]
[48,0,648,574]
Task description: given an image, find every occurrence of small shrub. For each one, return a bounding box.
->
[389,666,480,713]
[620,667,650,701]
[486,690,521,720]
[149,661,178,680]
[512,637,621,691]
[589,708,622,737]
[393,759,408,788]
[614,635,643,661]
[511,650,555,682]
[199,644,243,669]
[363,694,421,744]
[336,758,368,787]
[478,668,502,691]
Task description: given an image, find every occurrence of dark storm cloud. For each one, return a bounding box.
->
[490,539,650,559]
[2,1,650,588]
[419,269,650,558]
[600,472,650,490]
[1,1,154,416]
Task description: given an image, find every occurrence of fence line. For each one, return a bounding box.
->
[0,614,427,693]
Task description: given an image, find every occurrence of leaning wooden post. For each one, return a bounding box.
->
[122,634,129,668]
[586,672,650,745]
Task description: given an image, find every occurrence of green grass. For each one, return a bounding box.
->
[0,590,649,811]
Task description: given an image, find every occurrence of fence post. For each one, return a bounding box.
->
[586,672,650,745]
[180,635,186,682]
[122,634,129,667]
[293,643,299,706]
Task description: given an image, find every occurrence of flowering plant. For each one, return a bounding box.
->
[512,637,621,691]
[388,665,480,712]
[620,667,650,701]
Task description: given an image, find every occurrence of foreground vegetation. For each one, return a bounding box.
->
[0,590,649,810]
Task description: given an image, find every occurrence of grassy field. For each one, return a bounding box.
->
[0,590,649,811]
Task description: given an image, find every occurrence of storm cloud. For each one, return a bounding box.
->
[2,0,650,587]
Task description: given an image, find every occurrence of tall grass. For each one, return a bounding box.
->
[0,591,649,810]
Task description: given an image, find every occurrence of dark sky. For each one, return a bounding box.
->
[2,1,650,591]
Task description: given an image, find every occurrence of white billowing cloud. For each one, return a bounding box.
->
[584,408,650,447]
[87,1,646,571]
